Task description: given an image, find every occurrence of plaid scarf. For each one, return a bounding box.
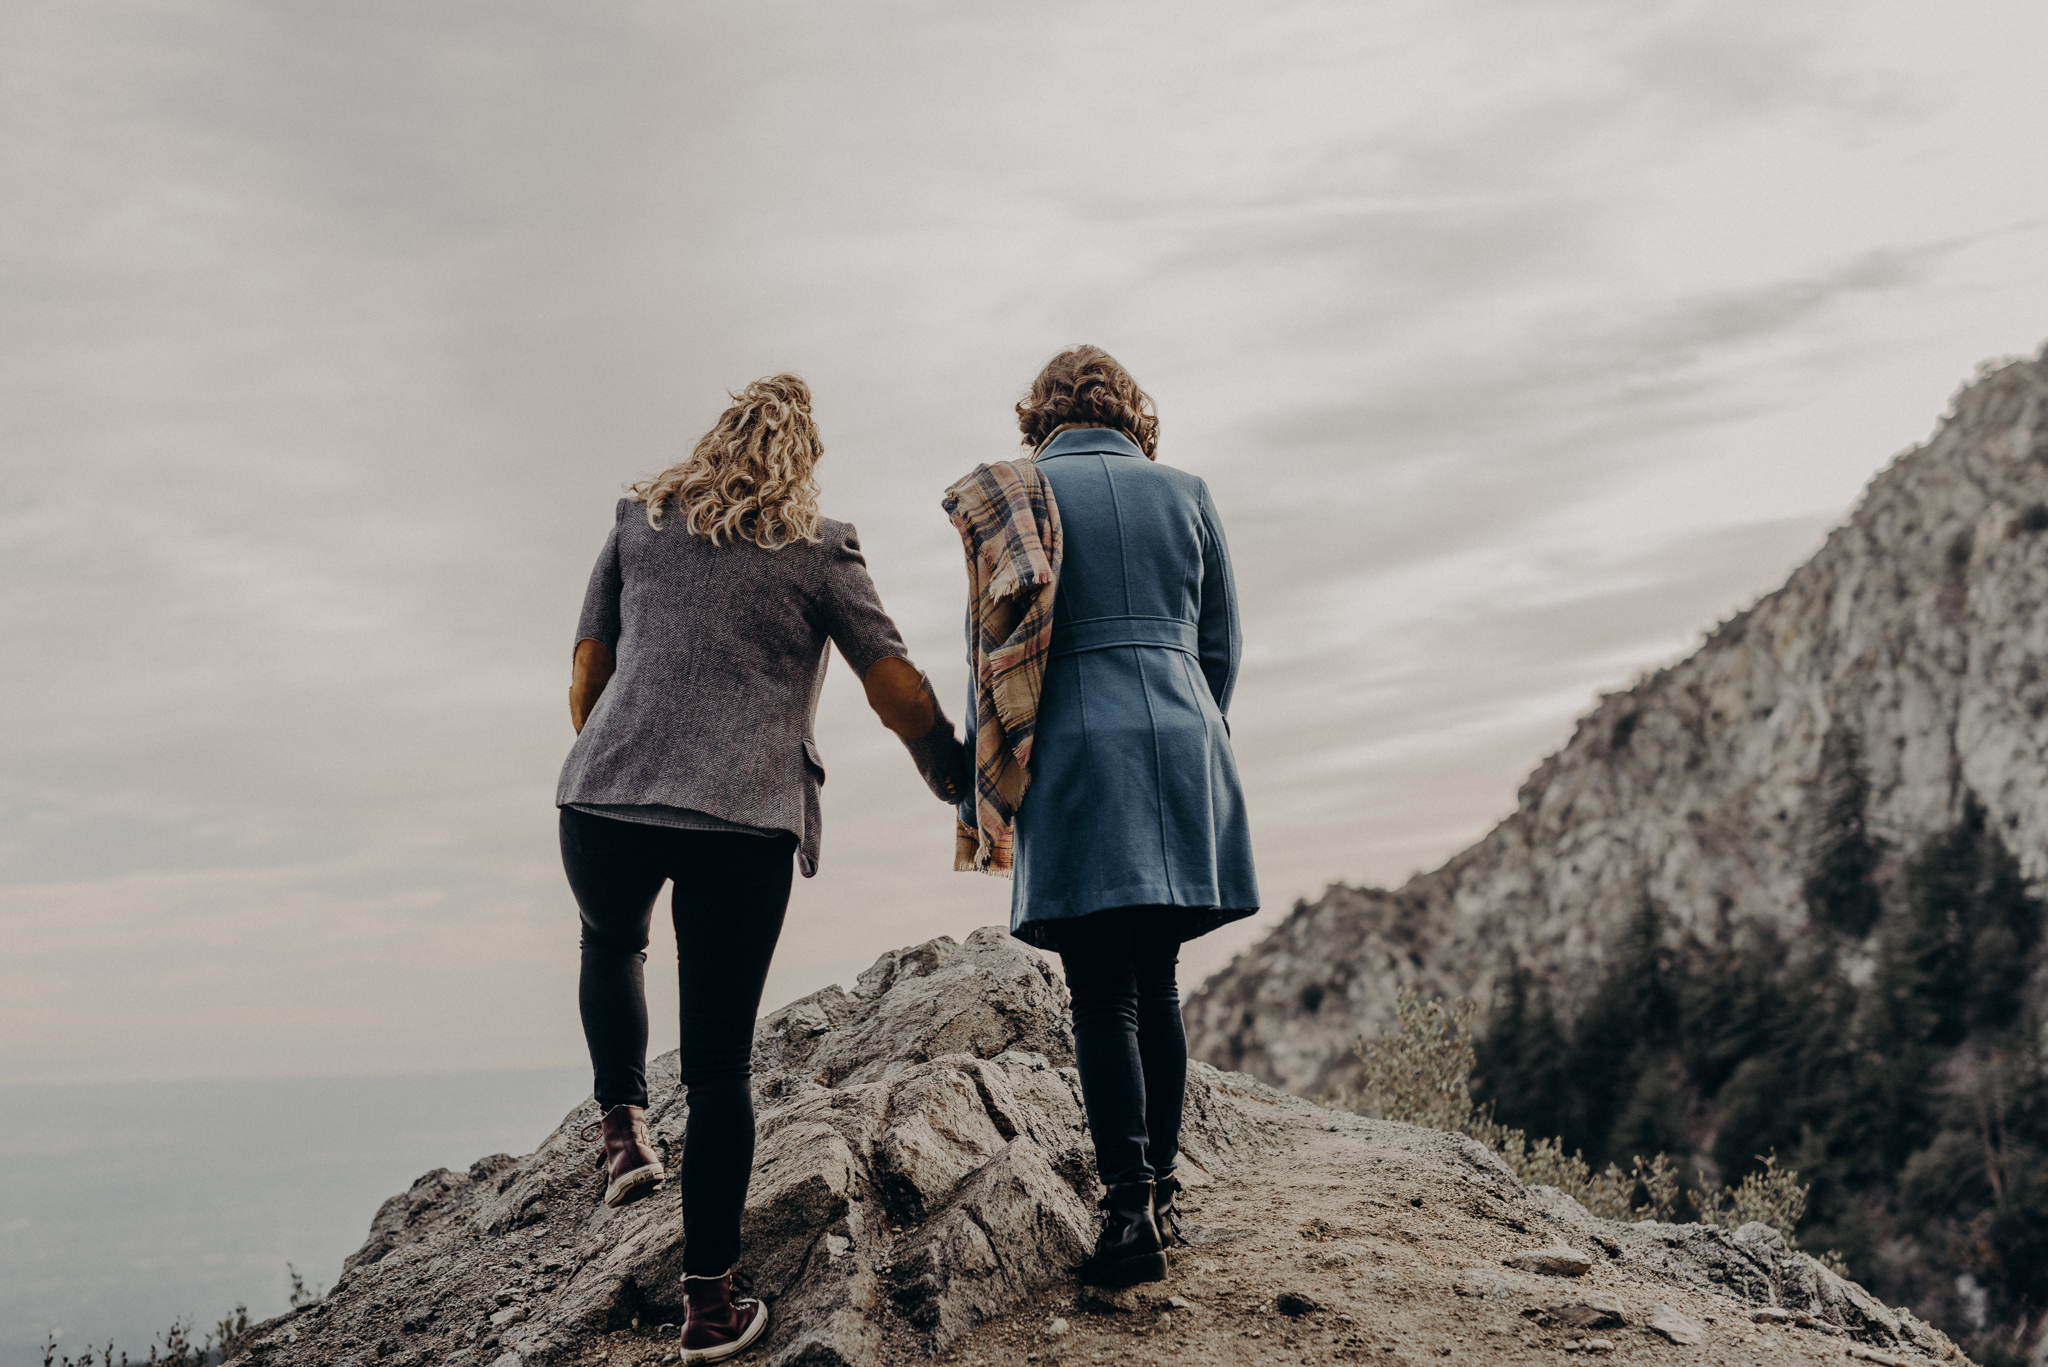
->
[942,458,1063,875]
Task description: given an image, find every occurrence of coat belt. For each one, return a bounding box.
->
[1049,615,1200,660]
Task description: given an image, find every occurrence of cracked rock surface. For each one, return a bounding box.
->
[225,930,1294,1367]
[223,930,1967,1367]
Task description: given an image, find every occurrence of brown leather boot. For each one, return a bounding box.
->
[680,1270,769,1363]
[579,1103,665,1207]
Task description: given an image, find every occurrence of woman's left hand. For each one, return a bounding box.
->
[865,658,970,802]
[905,714,971,804]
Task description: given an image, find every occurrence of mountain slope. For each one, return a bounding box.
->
[1183,352,2048,1356]
[1187,351,2048,1100]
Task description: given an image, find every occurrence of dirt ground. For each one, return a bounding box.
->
[548,1114,1953,1367]
[887,1123,1943,1367]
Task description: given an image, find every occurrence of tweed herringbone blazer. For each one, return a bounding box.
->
[556,499,908,877]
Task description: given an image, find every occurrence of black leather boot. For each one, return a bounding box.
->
[1074,1181,1167,1287]
[1153,1174,1188,1246]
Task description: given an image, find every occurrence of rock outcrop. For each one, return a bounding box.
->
[225,930,1963,1367]
[228,930,1296,1367]
[1186,353,2048,1098]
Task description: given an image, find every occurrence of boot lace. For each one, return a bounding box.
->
[1155,1176,1188,1247]
[683,1269,759,1300]
[578,1104,616,1144]
[580,1103,644,1146]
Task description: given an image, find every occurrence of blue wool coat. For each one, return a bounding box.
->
[964,426,1260,949]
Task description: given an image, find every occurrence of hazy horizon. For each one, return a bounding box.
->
[0,1066,591,1365]
[7,0,2048,1087]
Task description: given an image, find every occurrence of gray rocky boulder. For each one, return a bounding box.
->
[1520,1185,1954,1353]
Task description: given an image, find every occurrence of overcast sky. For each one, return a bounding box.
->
[5,1,2047,1084]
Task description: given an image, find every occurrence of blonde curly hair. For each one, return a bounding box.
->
[629,374,824,549]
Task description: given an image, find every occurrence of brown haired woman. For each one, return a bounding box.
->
[558,375,968,1362]
[967,347,1259,1287]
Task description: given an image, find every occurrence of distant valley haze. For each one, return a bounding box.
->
[5,0,2048,1087]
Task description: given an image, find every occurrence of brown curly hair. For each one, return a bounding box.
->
[1015,346,1159,459]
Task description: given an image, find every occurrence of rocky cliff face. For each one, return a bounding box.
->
[1186,353,2048,1101]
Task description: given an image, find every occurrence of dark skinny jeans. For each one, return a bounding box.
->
[559,806,795,1276]
[1054,907,1187,1189]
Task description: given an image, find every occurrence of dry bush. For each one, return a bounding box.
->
[1345,989,1486,1135]
[287,1264,323,1309]
[43,1301,258,1366]
[1334,986,1832,1239]
[1690,1151,1806,1231]
[1582,1152,1683,1223]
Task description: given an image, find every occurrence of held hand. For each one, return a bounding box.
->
[905,711,971,803]
[900,673,972,804]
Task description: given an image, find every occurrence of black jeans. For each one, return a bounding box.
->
[1054,907,1187,1188]
[559,806,795,1275]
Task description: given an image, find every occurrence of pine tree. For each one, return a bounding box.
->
[1803,726,1882,936]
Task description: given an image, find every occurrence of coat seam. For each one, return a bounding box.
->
[1101,453,1134,617]
[1135,645,1177,903]
[1179,649,1223,888]
[1071,654,1094,787]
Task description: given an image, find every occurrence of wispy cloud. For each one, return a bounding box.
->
[4,0,2047,1080]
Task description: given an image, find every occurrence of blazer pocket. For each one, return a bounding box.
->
[801,738,826,786]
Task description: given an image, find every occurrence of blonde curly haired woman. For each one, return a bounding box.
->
[556,374,967,1362]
